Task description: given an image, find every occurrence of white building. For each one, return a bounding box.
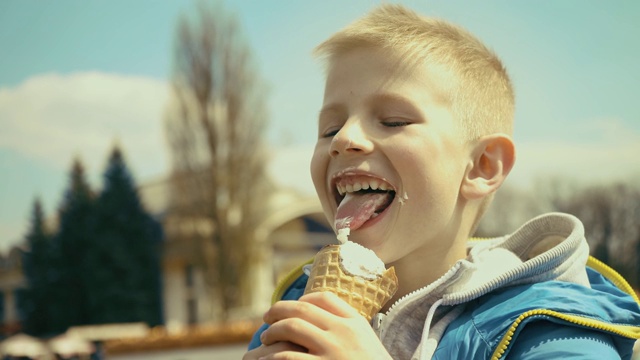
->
[138,175,333,330]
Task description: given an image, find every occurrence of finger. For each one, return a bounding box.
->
[258,351,315,360]
[264,299,336,329]
[299,291,362,319]
[261,317,324,351]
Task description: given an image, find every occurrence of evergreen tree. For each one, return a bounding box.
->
[88,146,163,326]
[50,159,96,332]
[21,198,53,336]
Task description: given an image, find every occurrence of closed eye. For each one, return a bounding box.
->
[321,127,341,138]
[382,120,410,127]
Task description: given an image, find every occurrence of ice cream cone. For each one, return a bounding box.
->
[304,245,398,322]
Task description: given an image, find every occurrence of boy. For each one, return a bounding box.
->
[245,4,640,359]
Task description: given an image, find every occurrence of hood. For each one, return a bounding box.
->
[445,212,591,304]
[380,212,597,359]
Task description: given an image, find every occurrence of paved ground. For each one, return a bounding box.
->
[107,344,247,360]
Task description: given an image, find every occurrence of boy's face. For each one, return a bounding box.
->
[310,47,473,265]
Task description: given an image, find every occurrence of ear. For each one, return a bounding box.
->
[460,134,515,200]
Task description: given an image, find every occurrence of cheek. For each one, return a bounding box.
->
[310,146,337,229]
[310,145,328,194]
[399,143,462,209]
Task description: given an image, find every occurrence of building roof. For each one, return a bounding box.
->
[103,320,261,354]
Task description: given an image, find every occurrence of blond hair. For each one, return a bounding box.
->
[314,4,515,141]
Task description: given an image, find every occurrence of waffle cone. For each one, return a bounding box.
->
[304,245,398,322]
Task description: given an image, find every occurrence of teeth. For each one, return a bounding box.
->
[335,179,393,195]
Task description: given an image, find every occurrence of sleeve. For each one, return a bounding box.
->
[247,274,309,351]
[248,322,269,350]
[507,321,622,359]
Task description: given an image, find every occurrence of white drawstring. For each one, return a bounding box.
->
[417,298,444,360]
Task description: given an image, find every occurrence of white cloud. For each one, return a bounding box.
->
[0,72,170,182]
[508,118,640,189]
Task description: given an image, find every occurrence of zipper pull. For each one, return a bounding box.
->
[372,313,386,339]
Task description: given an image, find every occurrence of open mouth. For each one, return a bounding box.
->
[333,176,396,230]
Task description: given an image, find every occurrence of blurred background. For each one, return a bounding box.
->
[0,0,638,359]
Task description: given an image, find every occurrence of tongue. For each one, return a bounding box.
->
[335,192,392,231]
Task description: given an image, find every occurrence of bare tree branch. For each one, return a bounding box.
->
[164,2,272,320]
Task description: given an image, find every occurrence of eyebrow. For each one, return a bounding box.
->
[318,103,347,120]
[319,93,416,116]
[367,93,419,109]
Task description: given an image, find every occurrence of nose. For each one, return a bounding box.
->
[329,119,373,157]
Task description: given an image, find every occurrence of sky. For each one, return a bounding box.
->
[0,0,639,252]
